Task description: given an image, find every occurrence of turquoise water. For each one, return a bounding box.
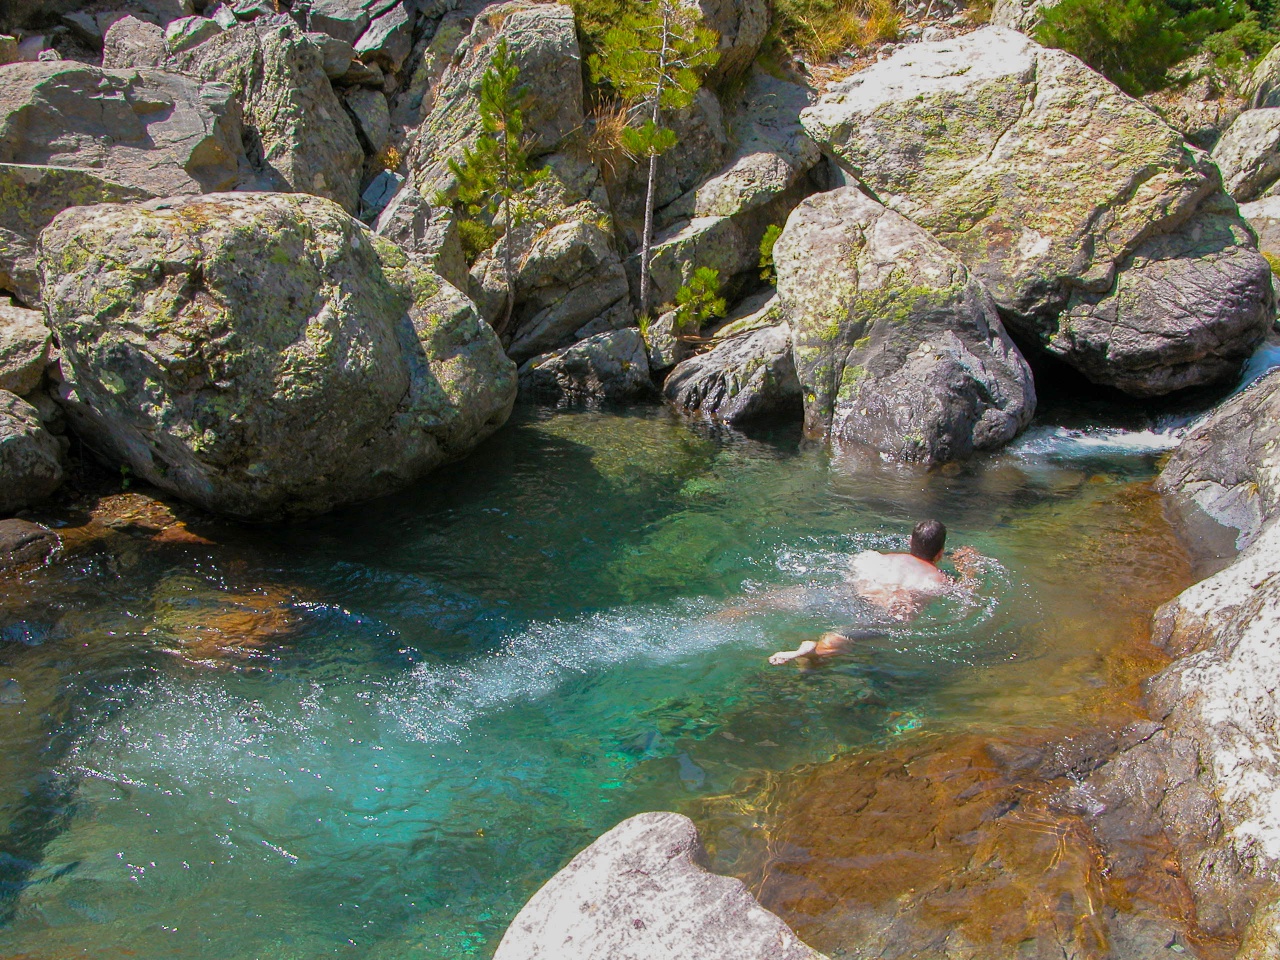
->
[0,405,1190,959]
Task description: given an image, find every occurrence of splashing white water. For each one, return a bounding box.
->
[1009,424,1183,460]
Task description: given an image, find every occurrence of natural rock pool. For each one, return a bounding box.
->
[0,403,1203,959]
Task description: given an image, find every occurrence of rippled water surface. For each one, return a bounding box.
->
[0,404,1194,959]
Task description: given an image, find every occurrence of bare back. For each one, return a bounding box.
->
[849,550,950,620]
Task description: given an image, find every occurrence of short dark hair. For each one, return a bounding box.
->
[910,520,946,560]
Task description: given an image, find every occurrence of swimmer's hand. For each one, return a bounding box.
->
[768,640,817,665]
[951,546,984,579]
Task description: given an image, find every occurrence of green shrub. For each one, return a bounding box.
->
[1263,250,1280,277]
[673,266,727,335]
[758,223,783,283]
[457,219,497,264]
[1034,0,1277,95]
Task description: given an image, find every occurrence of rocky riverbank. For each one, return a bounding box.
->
[2,0,1280,956]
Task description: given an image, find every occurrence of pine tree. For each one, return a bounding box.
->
[447,40,548,335]
[591,0,719,317]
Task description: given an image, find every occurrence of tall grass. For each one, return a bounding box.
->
[770,0,901,62]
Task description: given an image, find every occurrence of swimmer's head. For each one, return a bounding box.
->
[910,519,946,562]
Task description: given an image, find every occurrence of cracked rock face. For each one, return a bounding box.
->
[39,193,515,520]
[518,328,654,403]
[775,187,1035,464]
[1088,370,1280,937]
[0,61,244,198]
[493,812,829,960]
[663,319,802,425]
[0,390,63,514]
[800,27,1273,396]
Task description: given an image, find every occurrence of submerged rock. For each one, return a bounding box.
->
[39,193,515,520]
[493,811,829,960]
[0,518,59,571]
[0,61,244,198]
[1089,370,1280,936]
[0,391,63,514]
[800,28,1272,396]
[663,323,801,425]
[518,329,654,403]
[775,188,1034,463]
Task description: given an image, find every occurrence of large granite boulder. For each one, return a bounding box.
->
[518,328,653,403]
[493,812,829,960]
[990,0,1058,32]
[1244,43,1280,110]
[800,28,1273,396]
[1211,108,1280,202]
[39,193,516,520]
[1055,194,1275,397]
[374,182,468,291]
[663,322,801,425]
[0,163,154,307]
[1088,370,1280,937]
[0,390,63,514]
[0,61,244,197]
[167,17,365,212]
[405,2,583,199]
[775,188,1034,463]
[0,300,52,396]
[102,14,168,67]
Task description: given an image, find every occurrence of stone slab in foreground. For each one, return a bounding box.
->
[493,812,829,960]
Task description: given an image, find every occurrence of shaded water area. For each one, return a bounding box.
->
[0,403,1203,959]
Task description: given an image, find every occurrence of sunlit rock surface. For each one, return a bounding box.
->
[800,28,1273,396]
[493,812,829,960]
[39,192,515,520]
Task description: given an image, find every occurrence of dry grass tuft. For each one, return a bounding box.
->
[772,0,903,63]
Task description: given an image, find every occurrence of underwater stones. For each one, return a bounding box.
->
[39,192,515,520]
[801,28,1269,396]
[493,811,829,960]
[0,301,52,397]
[776,187,1034,464]
[0,62,244,197]
[1055,196,1274,396]
[0,391,63,514]
[1087,370,1280,935]
[167,17,364,212]
[518,329,654,403]
[0,518,59,571]
[0,163,154,307]
[663,323,801,425]
[1212,108,1280,202]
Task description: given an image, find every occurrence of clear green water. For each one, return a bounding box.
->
[0,405,1190,959]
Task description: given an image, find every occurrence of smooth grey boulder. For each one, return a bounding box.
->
[39,192,516,520]
[664,322,801,425]
[167,17,365,212]
[0,163,154,307]
[493,811,828,960]
[406,2,583,199]
[518,329,654,403]
[1056,194,1274,397]
[306,31,356,78]
[990,0,1057,31]
[776,188,1034,463]
[1088,371,1280,937]
[642,309,691,373]
[0,62,243,198]
[473,155,630,363]
[1240,195,1280,260]
[307,0,381,45]
[800,28,1271,396]
[0,391,63,514]
[1211,108,1280,202]
[0,301,52,396]
[690,70,819,220]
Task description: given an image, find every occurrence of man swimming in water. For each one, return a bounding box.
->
[767,519,980,665]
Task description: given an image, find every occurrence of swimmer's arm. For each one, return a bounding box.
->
[950,547,985,580]
[768,640,817,665]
